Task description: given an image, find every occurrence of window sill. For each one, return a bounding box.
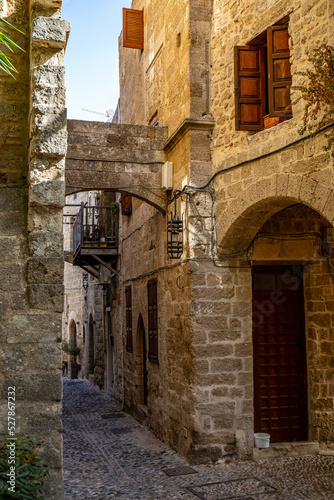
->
[247,116,292,141]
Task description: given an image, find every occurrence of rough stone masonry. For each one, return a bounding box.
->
[0,1,69,498]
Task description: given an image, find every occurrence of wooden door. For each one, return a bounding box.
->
[143,327,148,406]
[252,267,308,442]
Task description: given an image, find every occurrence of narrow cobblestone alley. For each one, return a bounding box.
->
[63,378,334,500]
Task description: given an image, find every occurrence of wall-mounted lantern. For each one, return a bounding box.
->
[82,272,89,290]
[167,198,183,259]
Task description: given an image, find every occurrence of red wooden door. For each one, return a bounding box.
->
[252,267,308,442]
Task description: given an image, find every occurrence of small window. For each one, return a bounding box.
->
[149,111,159,127]
[234,17,292,131]
[123,8,144,50]
[125,285,133,353]
[147,279,158,363]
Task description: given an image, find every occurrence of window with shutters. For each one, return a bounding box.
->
[234,16,292,131]
[121,193,132,216]
[125,285,133,353]
[123,8,144,50]
[147,279,158,363]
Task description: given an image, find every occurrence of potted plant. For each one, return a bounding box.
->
[62,340,81,379]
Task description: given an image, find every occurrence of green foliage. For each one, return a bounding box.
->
[99,193,119,223]
[294,45,334,156]
[109,202,119,223]
[0,434,48,499]
[0,17,24,78]
[62,340,80,357]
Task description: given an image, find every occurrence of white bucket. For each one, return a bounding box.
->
[254,433,270,448]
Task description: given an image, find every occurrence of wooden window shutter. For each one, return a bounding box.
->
[147,279,158,363]
[234,46,266,131]
[123,8,144,50]
[267,26,292,117]
[121,194,132,215]
[125,286,133,353]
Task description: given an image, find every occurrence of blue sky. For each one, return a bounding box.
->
[62,0,132,121]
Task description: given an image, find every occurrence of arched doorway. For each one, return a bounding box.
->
[136,314,148,407]
[88,314,94,376]
[216,195,334,447]
[248,203,333,444]
[69,319,77,347]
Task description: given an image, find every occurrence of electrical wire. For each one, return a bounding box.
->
[66,184,167,203]
[179,122,334,195]
[121,257,251,284]
[122,211,160,243]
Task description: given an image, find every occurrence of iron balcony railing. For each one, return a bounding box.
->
[73,203,118,257]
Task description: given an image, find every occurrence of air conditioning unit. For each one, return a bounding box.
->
[162,161,173,190]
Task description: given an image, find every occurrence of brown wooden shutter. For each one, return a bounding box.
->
[148,279,158,363]
[267,26,292,117]
[125,286,133,353]
[123,8,144,50]
[234,46,266,131]
[121,194,132,216]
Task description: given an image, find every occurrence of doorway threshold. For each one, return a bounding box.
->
[137,404,148,425]
[253,441,319,461]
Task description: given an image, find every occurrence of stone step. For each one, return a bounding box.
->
[253,441,319,461]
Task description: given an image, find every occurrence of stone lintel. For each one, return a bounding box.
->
[164,118,215,153]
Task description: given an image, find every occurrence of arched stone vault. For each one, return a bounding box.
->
[216,173,334,255]
[65,120,169,212]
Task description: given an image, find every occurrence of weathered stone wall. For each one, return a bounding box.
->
[62,191,108,390]
[63,192,88,369]
[119,0,191,133]
[211,0,334,167]
[188,0,334,459]
[84,275,105,389]
[115,0,334,463]
[118,192,195,457]
[0,0,69,497]
[189,203,334,461]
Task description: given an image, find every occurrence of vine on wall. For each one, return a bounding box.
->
[293,45,334,156]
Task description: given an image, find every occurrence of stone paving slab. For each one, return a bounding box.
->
[63,377,334,499]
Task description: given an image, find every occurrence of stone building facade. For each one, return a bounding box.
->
[61,0,334,470]
[0,0,69,497]
[63,190,109,390]
[104,0,334,463]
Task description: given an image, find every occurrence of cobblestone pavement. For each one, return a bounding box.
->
[63,377,334,500]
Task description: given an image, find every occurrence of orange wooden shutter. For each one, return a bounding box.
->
[267,26,292,117]
[123,8,144,50]
[234,46,266,131]
[121,194,132,215]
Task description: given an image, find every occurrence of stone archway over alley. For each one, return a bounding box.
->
[65,120,169,212]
